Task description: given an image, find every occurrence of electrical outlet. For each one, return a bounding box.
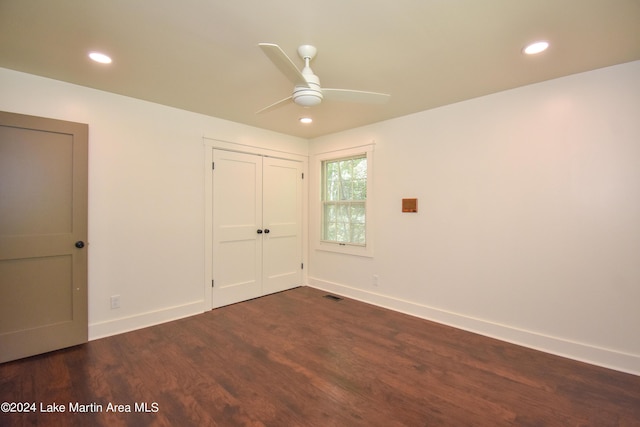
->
[110,295,121,309]
[372,274,379,287]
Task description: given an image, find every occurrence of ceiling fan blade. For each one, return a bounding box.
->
[255,95,293,114]
[322,88,391,104]
[259,43,309,87]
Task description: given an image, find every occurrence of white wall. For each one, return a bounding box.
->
[0,68,308,339]
[308,61,640,375]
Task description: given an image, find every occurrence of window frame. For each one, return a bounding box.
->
[314,145,374,257]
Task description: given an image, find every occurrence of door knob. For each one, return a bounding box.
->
[257,229,263,234]
[75,241,85,249]
[264,229,270,234]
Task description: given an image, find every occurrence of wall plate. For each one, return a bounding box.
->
[402,198,418,213]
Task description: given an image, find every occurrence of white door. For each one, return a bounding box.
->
[212,150,263,308]
[262,157,303,294]
[212,150,302,308]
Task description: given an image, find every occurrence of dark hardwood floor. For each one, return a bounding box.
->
[1,286,639,426]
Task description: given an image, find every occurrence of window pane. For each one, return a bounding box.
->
[327,162,338,179]
[351,224,365,244]
[341,181,352,200]
[323,204,334,241]
[339,209,349,242]
[339,160,352,181]
[325,222,337,241]
[325,204,336,222]
[353,158,367,179]
[352,179,366,200]
[337,204,349,223]
[326,179,338,201]
[350,203,365,224]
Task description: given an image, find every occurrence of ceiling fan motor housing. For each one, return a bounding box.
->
[293,73,323,107]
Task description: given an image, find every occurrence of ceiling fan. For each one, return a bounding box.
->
[256,43,391,114]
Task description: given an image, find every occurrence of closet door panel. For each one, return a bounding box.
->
[262,157,303,295]
[212,150,263,308]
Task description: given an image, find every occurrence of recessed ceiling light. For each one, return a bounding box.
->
[88,51,112,64]
[523,41,549,55]
[299,117,313,124]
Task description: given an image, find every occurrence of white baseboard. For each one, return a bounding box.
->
[89,300,206,341]
[307,277,640,376]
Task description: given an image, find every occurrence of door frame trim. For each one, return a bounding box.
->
[203,138,308,310]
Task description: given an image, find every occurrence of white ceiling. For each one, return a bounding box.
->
[1,0,639,139]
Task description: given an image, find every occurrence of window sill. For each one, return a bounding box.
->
[315,241,373,258]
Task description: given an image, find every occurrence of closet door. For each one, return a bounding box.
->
[262,157,303,294]
[212,150,263,308]
[211,150,303,308]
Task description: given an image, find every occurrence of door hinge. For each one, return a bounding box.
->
[212,162,215,170]
[212,279,215,287]
[301,172,304,179]
[301,262,304,270]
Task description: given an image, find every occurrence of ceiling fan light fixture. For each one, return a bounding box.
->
[523,41,549,55]
[294,94,322,107]
[293,77,323,107]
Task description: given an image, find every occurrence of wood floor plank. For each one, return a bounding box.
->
[1,286,639,426]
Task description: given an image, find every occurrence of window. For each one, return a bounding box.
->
[322,155,367,245]
[315,144,374,257]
